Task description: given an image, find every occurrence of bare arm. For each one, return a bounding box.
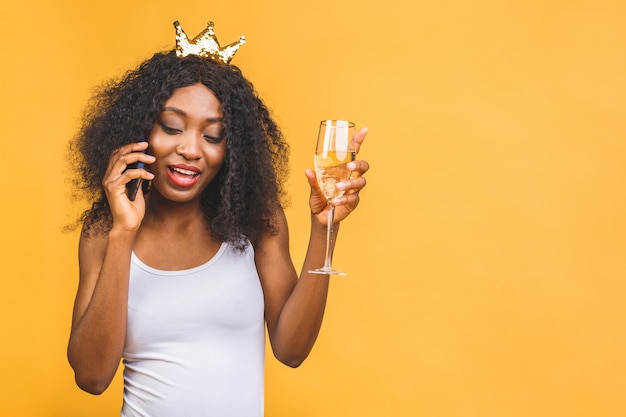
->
[67,228,136,394]
[257,128,369,367]
[255,210,332,367]
[67,141,154,394]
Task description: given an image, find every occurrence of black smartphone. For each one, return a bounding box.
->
[126,139,147,201]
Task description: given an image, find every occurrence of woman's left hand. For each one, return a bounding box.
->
[306,127,370,225]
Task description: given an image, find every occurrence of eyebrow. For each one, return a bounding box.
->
[161,106,223,122]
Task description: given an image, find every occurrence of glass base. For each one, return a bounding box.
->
[308,267,346,276]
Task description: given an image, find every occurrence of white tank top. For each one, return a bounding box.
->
[122,242,265,417]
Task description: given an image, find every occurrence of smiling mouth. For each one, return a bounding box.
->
[167,165,201,187]
[169,166,199,177]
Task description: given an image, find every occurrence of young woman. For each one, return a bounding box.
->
[67,41,369,416]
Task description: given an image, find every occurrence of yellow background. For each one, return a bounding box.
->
[1,0,625,416]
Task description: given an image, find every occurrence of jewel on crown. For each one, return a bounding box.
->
[174,20,246,64]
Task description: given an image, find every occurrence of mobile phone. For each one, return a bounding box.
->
[126,139,147,201]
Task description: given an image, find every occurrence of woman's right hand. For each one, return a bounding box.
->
[102,141,155,233]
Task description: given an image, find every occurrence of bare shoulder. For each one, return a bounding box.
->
[253,208,298,299]
[78,220,109,272]
[75,216,112,300]
[254,208,290,255]
[70,219,110,327]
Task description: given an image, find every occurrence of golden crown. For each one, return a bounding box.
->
[173,20,246,64]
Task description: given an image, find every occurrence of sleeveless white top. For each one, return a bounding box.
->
[121,242,265,417]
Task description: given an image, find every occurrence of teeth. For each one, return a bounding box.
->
[172,167,197,176]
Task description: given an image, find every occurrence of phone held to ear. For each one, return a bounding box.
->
[126,139,147,201]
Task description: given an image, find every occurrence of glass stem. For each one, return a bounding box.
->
[323,204,336,270]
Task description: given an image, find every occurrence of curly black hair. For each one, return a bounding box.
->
[67,50,290,250]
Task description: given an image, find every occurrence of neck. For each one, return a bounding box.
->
[142,191,209,232]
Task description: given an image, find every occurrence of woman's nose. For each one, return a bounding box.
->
[176,132,202,159]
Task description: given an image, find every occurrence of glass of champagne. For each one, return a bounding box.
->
[309,120,357,276]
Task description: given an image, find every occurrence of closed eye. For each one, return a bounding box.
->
[203,135,224,144]
[158,121,182,135]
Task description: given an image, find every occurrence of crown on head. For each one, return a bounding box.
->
[173,20,246,64]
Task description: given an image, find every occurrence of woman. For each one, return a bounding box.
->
[67,43,368,416]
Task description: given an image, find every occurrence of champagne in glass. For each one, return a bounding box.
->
[309,120,356,276]
[315,151,356,201]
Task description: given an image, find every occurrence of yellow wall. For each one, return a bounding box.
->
[1,0,625,415]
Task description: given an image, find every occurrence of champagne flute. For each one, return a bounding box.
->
[309,120,357,276]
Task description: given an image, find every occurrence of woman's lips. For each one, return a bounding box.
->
[167,165,200,187]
